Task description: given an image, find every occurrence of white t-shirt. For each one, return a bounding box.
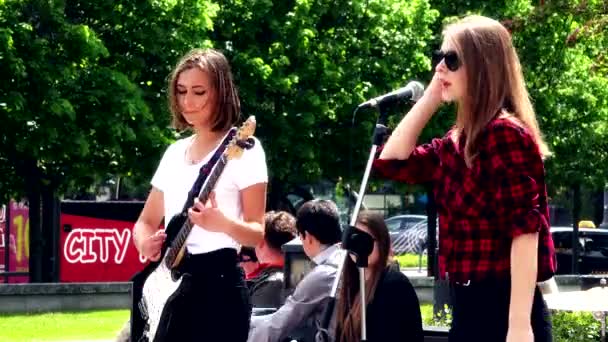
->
[151,134,268,254]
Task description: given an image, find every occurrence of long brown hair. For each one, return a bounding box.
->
[167,48,240,132]
[335,211,392,342]
[444,15,550,166]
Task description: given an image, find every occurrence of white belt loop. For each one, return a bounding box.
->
[455,279,471,286]
[447,272,471,286]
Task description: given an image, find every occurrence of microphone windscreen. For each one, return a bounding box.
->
[342,225,374,259]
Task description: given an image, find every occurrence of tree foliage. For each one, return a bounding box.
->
[0,0,217,202]
[513,0,608,190]
[211,0,439,190]
[1,0,607,202]
[429,0,608,192]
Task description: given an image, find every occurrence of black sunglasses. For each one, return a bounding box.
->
[238,256,255,263]
[432,50,461,72]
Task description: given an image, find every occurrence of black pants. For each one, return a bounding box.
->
[448,279,552,342]
[155,248,251,342]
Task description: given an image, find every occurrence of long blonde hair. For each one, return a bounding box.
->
[445,15,550,166]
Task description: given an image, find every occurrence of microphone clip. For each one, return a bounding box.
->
[372,124,390,146]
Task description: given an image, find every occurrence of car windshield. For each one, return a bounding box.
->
[403,218,426,229]
[385,216,427,232]
[386,219,402,232]
[553,230,608,252]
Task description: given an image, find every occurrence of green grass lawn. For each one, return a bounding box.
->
[0,309,129,342]
[0,304,600,341]
[395,253,428,268]
[0,306,437,341]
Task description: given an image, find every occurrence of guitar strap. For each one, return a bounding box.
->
[179,128,236,215]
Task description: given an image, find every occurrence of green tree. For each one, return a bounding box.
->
[0,0,217,280]
[63,0,219,197]
[506,1,608,227]
[428,0,608,208]
[0,0,145,280]
[210,0,439,204]
[519,1,608,190]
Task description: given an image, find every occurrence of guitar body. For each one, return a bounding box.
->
[130,214,187,342]
[129,117,257,342]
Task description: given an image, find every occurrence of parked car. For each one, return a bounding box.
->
[386,215,430,255]
[387,216,608,274]
[550,227,608,275]
[385,215,427,235]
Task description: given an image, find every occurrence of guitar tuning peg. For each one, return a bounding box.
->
[236,138,255,149]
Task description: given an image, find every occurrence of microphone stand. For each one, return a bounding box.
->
[341,225,374,342]
[320,103,390,342]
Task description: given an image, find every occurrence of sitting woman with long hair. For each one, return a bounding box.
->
[335,211,423,342]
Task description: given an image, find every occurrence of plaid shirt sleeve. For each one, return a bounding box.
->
[372,138,442,184]
[486,121,548,238]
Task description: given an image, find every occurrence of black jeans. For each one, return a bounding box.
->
[448,279,552,342]
[155,248,251,342]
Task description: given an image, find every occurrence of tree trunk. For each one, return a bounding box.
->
[571,183,581,275]
[25,159,42,283]
[426,185,437,277]
[267,178,287,212]
[428,184,450,317]
[599,187,608,228]
[41,185,60,282]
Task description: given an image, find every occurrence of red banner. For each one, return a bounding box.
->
[0,201,30,283]
[0,204,6,274]
[59,214,148,282]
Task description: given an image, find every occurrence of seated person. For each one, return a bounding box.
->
[248,210,297,308]
[248,199,343,342]
[334,211,423,342]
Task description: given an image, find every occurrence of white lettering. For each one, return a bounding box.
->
[63,228,140,264]
[0,205,6,249]
[109,229,130,264]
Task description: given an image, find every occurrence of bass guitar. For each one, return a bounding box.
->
[130,116,257,341]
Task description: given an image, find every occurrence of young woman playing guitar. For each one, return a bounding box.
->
[131,48,268,341]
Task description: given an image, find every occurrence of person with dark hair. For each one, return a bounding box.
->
[244,210,297,308]
[248,199,343,342]
[334,211,423,342]
[373,15,555,342]
[130,48,268,341]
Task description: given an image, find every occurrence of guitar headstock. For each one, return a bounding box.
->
[225,116,256,160]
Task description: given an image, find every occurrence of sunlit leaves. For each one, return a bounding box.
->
[216,0,438,186]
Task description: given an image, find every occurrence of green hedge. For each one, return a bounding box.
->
[551,311,602,342]
[421,304,602,341]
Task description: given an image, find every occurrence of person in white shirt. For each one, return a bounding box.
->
[131,48,268,342]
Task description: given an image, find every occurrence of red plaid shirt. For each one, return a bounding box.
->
[373,117,556,283]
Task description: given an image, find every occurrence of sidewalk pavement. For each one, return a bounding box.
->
[402,267,432,279]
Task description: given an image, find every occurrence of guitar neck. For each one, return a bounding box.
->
[164,156,228,267]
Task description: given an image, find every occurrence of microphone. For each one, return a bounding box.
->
[357,81,425,109]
